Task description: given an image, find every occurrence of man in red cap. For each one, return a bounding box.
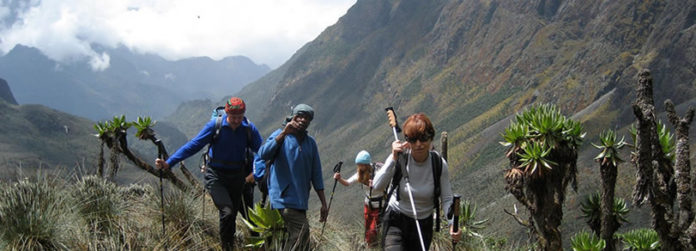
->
[156,97,263,250]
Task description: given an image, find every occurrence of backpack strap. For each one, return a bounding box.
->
[202,114,225,168]
[385,153,407,204]
[431,151,443,232]
[244,125,253,174]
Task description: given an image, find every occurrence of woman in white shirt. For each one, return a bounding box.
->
[372,113,461,251]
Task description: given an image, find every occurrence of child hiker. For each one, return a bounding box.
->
[333,150,384,248]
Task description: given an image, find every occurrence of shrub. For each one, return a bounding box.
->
[617,228,660,251]
[570,231,605,251]
[0,175,70,249]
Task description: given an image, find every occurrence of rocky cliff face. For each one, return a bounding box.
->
[0,78,18,105]
[238,0,695,153]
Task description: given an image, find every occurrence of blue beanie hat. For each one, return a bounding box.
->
[355,150,371,165]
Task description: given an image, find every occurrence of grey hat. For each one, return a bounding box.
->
[291,104,314,121]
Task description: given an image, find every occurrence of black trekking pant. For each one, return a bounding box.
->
[205,166,245,251]
[383,208,434,251]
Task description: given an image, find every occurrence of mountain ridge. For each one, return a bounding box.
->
[0,44,270,120]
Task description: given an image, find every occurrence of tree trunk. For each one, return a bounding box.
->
[632,70,657,206]
[108,142,120,181]
[118,134,192,191]
[632,70,682,250]
[665,100,695,249]
[600,163,618,251]
[526,152,576,250]
[97,141,105,177]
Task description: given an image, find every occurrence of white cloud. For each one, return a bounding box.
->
[0,0,356,69]
[89,51,110,71]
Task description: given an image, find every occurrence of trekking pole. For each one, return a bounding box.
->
[319,161,343,241]
[155,139,166,237]
[385,107,426,251]
[451,194,461,249]
[441,131,448,162]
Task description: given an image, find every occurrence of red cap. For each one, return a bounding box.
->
[225,97,246,114]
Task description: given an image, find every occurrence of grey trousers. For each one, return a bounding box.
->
[280,208,310,251]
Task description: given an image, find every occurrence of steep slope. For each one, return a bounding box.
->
[164,0,696,244]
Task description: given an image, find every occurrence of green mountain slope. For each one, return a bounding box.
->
[163,0,696,245]
[0,99,99,174]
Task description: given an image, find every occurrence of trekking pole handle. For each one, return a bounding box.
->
[385,107,401,141]
[333,161,343,173]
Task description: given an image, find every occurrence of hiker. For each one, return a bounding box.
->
[258,103,328,251]
[372,113,461,250]
[155,97,263,250]
[333,150,384,248]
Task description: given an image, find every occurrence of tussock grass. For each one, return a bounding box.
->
[0,173,71,250]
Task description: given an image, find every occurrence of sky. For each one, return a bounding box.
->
[0,0,357,70]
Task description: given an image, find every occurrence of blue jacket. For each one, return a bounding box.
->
[253,154,266,181]
[167,115,263,170]
[258,128,324,210]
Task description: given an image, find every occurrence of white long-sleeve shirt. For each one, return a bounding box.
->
[373,151,454,222]
[344,165,386,206]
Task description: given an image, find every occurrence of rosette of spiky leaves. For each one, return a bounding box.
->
[503,104,584,172]
[527,104,566,148]
[580,192,631,234]
[501,123,529,158]
[243,202,286,249]
[656,121,675,162]
[517,141,556,175]
[570,231,605,251]
[133,116,156,140]
[592,129,627,166]
[612,197,630,224]
[431,200,489,250]
[94,121,111,140]
[580,193,602,233]
[459,200,488,241]
[617,228,660,251]
[110,115,131,134]
[563,119,586,149]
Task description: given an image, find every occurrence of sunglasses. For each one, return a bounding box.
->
[404,134,432,143]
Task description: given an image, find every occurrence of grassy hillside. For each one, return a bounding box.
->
[0,100,99,174]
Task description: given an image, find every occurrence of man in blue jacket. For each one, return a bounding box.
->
[258,104,328,250]
[155,97,263,250]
